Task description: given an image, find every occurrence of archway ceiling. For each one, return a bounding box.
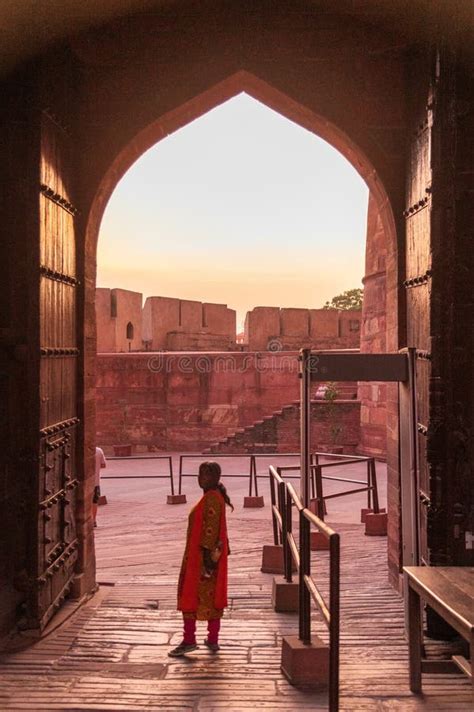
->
[1,0,471,79]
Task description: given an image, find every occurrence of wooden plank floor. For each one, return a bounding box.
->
[0,462,471,710]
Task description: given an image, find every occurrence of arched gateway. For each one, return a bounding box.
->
[0,1,471,635]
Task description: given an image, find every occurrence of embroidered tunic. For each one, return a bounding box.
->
[178,489,229,621]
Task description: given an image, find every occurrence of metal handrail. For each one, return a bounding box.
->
[274,454,380,520]
[269,466,340,711]
[103,454,175,495]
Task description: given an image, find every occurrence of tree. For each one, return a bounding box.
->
[323,288,363,310]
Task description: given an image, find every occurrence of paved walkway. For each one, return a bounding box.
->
[0,457,471,710]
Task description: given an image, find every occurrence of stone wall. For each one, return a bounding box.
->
[95,352,360,454]
[142,296,236,351]
[358,194,388,459]
[96,352,300,452]
[206,399,361,454]
[96,288,143,352]
[244,306,361,351]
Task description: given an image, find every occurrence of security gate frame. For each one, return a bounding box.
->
[299,348,420,567]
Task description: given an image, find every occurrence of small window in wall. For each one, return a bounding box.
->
[349,319,360,332]
[126,322,134,340]
[110,292,117,317]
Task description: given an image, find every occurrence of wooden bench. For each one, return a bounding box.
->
[403,566,473,693]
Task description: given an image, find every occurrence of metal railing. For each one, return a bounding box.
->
[269,465,340,711]
[178,452,301,497]
[178,453,257,496]
[103,455,175,494]
[274,453,380,521]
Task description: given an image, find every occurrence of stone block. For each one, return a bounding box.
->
[272,578,299,612]
[280,308,309,336]
[243,495,265,508]
[360,507,386,523]
[167,494,187,505]
[281,634,329,686]
[365,511,388,536]
[261,544,284,574]
[310,531,329,551]
[309,308,339,338]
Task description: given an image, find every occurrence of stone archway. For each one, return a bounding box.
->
[81,68,400,593]
[2,0,470,639]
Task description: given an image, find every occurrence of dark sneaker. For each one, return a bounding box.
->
[204,638,220,652]
[168,642,198,657]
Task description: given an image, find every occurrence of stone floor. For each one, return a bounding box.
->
[0,456,471,710]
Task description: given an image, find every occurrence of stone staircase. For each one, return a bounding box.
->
[203,382,360,454]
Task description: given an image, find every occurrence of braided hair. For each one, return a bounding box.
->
[199,461,234,512]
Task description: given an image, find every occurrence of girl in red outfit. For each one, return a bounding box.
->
[169,461,233,657]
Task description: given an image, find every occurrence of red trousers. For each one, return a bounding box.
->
[183,617,220,644]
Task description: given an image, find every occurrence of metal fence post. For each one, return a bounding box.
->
[279,481,290,582]
[270,468,279,546]
[285,487,293,584]
[300,348,312,509]
[370,458,380,514]
[169,456,175,496]
[178,455,183,495]
[314,463,325,520]
[299,510,311,644]
[329,532,340,712]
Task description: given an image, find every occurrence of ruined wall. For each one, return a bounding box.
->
[244,306,361,351]
[96,287,143,352]
[142,296,236,351]
[358,194,388,459]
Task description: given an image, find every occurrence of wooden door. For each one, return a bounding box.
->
[404,55,434,567]
[35,109,79,629]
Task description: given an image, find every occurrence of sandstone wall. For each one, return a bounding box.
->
[96,352,300,452]
[244,306,361,351]
[142,296,236,351]
[96,352,360,454]
[358,194,388,459]
[96,288,143,352]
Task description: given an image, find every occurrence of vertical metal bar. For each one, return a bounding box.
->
[178,455,183,495]
[249,455,254,497]
[310,452,316,500]
[370,459,380,513]
[314,464,325,521]
[285,488,293,584]
[270,468,279,546]
[277,479,284,546]
[408,348,420,566]
[169,456,175,496]
[400,348,420,569]
[329,532,340,712]
[279,481,289,582]
[367,459,372,509]
[300,348,312,508]
[254,456,259,498]
[299,511,311,644]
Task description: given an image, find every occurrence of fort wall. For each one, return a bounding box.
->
[95,352,359,453]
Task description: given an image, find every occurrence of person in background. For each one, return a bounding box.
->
[94,446,107,527]
[168,461,233,657]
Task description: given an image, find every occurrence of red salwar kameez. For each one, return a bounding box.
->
[177,489,229,645]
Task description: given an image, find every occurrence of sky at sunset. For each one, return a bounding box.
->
[97,93,369,330]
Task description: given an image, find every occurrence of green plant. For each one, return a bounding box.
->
[323,288,363,310]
